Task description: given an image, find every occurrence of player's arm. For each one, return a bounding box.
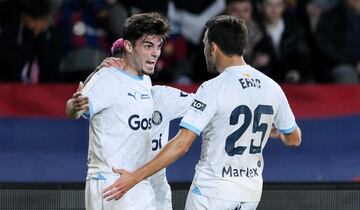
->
[271,126,301,147]
[103,128,197,201]
[66,82,89,119]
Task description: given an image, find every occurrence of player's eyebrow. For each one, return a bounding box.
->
[143,40,164,48]
[143,40,154,45]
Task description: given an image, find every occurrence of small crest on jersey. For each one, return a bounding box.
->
[141,94,150,99]
[191,100,206,112]
[152,111,163,125]
[243,73,251,78]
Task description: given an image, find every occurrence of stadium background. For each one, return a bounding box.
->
[0,83,359,209]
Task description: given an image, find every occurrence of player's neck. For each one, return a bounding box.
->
[122,65,143,76]
[217,55,247,73]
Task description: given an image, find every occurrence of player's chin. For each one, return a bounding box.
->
[142,68,155,76]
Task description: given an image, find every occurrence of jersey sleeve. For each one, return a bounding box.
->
[151,85,194,120]
[180,81,218,136]
[82,69,115,119]
[273,87,297,134]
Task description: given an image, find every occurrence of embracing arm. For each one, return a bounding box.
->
[65,82,89,119]
[103,128,197,200]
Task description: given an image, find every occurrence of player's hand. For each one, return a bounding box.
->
[270,125,281,139]
[95,57,125,72]
[71,82,89,111]
[103,168,139,201]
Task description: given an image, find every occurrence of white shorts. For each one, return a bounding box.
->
[85,174,156,210]
[149,169,172,210]
[185,185,259,210]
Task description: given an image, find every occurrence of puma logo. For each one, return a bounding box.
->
[128,92,136,100]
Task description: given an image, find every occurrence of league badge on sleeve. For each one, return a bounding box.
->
[191,99,207,112]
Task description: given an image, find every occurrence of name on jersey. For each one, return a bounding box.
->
[238,78,261,89]
[222,165,259,178]
[191,100,206,112]
[128,114,152,130]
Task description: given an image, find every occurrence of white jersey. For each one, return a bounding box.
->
[180,65,297,202]
[83,67,153,179]
[150,85,194,210]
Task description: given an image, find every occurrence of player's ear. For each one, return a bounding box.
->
[124,40,133,54]
[211,42,218,56]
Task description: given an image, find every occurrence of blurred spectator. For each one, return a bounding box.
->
[0,0,60,83]
[55,0,125,82]
[314,0,360,83]
[252,0,312,83]
[168,0,225,44]
[167,0,226,82]
[105,0,128,42]
[224,0,263,62]
[121,0,168,15]
[295,0,336,83]
[304,0,337,32]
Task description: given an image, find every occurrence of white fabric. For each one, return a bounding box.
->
[150,85,194,210]
[185,184,258,210]
[85,174,155,210]
[180,65,296,202]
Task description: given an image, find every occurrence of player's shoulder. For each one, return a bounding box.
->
[198,74,226,92]
[151,85,181,99]
[84,67,117,89]
[250,66,283,93]
[97,67,117,75]
[152,85,179,94]
[91,67,118,81]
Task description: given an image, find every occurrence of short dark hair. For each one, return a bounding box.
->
[205,15,248,56]
[123,12,171,45]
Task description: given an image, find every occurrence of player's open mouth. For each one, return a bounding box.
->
[145,61,156,67]
[146,61,155,64]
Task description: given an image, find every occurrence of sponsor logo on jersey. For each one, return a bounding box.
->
[128,114,152,130]
[141,94,150,99]
[191,186,202,196]
[152,133,163,151]
[191,99,206,111]
[128,92,137,100]
[152,111,163,125]
[222,165,259,178]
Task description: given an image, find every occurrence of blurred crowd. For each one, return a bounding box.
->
[0,0,359,84]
